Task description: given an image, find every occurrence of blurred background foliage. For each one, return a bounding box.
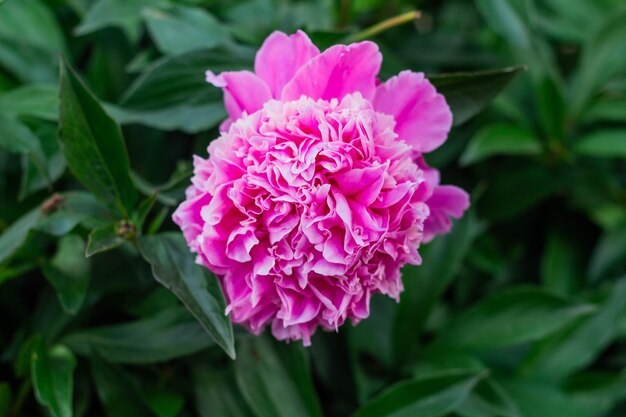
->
[0,0,625,416]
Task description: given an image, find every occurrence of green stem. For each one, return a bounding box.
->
[345,10,421,43]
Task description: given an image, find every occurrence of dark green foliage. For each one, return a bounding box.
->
[0,0,625,416]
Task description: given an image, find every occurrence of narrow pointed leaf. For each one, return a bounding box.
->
[234,336,323,417]
[352,371,485,417]
[522,279,626,379]
[58,59,136,217]
[437,287,596,349]
[138,233,235,358]
[65,308,213,364]
[460,123,542,166]
[430,66,526,126]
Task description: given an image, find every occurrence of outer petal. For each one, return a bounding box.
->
[281,41,381,101]
[206,70,272,123]
[255,30,320,98]
[374,70,452,153]
[423,185,470,242]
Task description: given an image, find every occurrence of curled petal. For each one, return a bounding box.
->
[255,30,320,98]
[333,164,386,206]
[281,41,382,101]
[206,70,272,123]
[423,185,470,242]
[374,70,452,153]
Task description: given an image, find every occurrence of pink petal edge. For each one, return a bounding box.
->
[374,70,452,153]
[254,30,320,98]
[206,70,272,123]
[281,41,382,102]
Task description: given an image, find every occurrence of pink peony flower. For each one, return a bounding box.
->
[173,31,469,345]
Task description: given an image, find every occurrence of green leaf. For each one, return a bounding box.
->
[133,195,157,230]
[20,155,66,202]
[521,279,626,379]
[104,102,227,134]
[1,193,104,268]
[234,336,324,417]
[85,224,125,257]
[352,370,485,417]
[117,46,253,133]
[64,308,213,364]
[14,122,66,200]
[542,0,605,33]
[584,96,626,124]
[138,233,235,359]
[0,84,58,121]
[0,0,62,82]
[437,287,596,349]
[588,226,626,283]
[224,0,333,44]
[143,6,230,55]
[90,358,152,417]
[567,371,626,417]
[460,123,542,166]
[430,66,526,126]
[75,0,167,36]
[0,113,46,162]
[0,40,57,83]
[537,76,566,141]
[58,59,137,217]
[0,115,52,195]
[393,213,484,364]
[475,0,530,48]
[193,365,255,417]
[541,231,582,294]
[499,379,589,417]
[35,192,111,237]
[0,207,43,264]
[455,377,521,417]
[42,235,91,314]
[412,346,486,376]
[570,9,626,117]
[31,338,77,417]
[573,130,626,158]
[0,0,65,53]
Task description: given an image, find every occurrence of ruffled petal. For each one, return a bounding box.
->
[374,70,452,153]
[255,30,320,98]
[206,70,272,123]
[281,41,381,101]
[423,185,470,242]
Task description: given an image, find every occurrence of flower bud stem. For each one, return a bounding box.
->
[345,10,421,43]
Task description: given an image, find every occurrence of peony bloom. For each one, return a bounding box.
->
[173,31,469,345]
